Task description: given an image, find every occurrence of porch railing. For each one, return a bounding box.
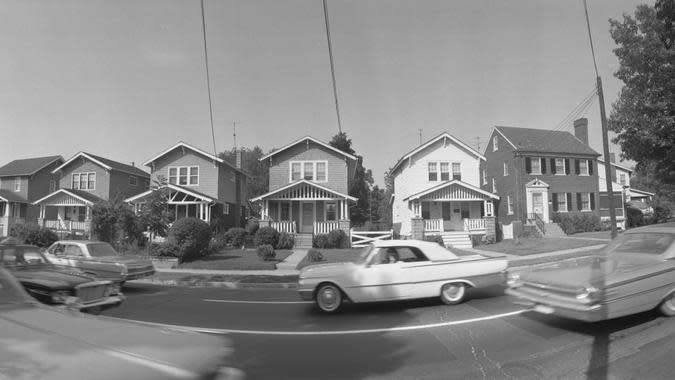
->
[44,220,89,231]
[463,218,485,232]
[314,221,340,235]
[424,218,443,233]
[271,221,296,234]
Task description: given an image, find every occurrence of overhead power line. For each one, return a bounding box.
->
[322,0,343,134]
[200,0,218,157]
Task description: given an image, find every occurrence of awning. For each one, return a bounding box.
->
[251,180,357,202]
[403,180,499,202]
[33,189,102,206]
[124,183,216,204]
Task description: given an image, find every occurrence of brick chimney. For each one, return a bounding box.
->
[574,118,589,145]
[235,150,242,169]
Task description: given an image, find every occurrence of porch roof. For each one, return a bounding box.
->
[251,180,357,202]
[403,180,500,202]
[124,183,216,204]
[0,189,28,203]
[33,189,103,206]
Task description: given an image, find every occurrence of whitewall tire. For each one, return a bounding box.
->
[315,284,343,313]
[440,282,467,305]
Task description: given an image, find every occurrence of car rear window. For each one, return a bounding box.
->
[609,233,675,255]
[86,243,119,257]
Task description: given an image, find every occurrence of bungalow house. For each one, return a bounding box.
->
[125,142,248,230]
[481,118,601,236]
[34,152,150,237]
[0,155,64,236]
[390,132,499,248]
[251,136,358,247]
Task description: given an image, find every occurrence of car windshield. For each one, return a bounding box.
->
[86,243,119,257]
[0,267,33,304]
[1,247,49,267]
[607,233,675,256]
[354,245,374,265]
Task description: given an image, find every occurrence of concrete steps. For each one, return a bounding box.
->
[294,233,313,249]
[438,232,473,249]
[543,222,567,237]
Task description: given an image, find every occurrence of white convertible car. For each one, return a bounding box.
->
[298,240,508,313]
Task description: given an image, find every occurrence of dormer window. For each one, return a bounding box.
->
[290,161,328,182]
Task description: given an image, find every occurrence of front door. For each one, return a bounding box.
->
[532,193,543,218]
[300,202,314,233]
[442,203,452,231]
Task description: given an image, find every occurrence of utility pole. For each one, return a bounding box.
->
[418,129,422,145]
[597,77,618,239]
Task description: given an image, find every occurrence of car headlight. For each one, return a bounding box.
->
[51,290,73,303]
[576,286,601,302]
[506,272,521,287]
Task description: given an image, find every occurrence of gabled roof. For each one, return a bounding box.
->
[0,155,63,177]
[493,126,601,156]
[260,136,358,161]
[142,141,248,177]
[53,152,150,178]
[391,132,485,174]
[0,189,28,203]
[629,188,655,197]
[124,183,216,203]
[33,188,103,206]
[250,179,357,202]
[598,159,633,173]
[402,179,499,201]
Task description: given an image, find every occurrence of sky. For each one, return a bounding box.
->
[0,0,651,187]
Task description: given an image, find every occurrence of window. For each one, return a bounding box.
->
[316,162,326,182]
[326,202,337,221]
[579,160,589,176]
[428,162,437,181]
[555,158,566,175]
[72,172,96,190]
[223,203,230,215]
[440,162,450,181]
[289,161,327,182]
[619,173,627,185]
[291,163,302,181]
[129,176,137,186]
[493,136,499,151]
[482,170,487,185]
[492,178,496,193]
[503,162,509,176]
[14,178,20,192]
[80,174,87,190]
[579,192,591,211]
[49,180,56,193]
[280,202,291,221]
[87,173,96,189]
[555,192,568,212]
[303,162,314,180]
[452,163,461,181]
[507,195,513,215]
[531,158,541,175]
[168,166,198,186]
[72,174,79,190]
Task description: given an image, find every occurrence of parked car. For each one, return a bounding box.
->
[0,243,124,313]
[0,266,243,380]
[506,223,675,322]
[46,240,155,283]
[298,240,508,313]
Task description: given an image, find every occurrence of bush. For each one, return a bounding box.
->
[254,226,280,247]
[167,217,213,263]
[245,219,260,236]
[653,206,673,224]
[626,207,645,228]
[148,241,180,257]
[313,234,329,248]
[225,227,248,248]
[327,229,349,248]
[9,224,58,248]
[257,244,276,261]
[306,249,324,263]
[552,212,601,234]
[423,235,445,247]
[276,232,295,249]
[209,234,229,253]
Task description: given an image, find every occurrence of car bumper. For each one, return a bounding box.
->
[124,269,155,281]
[65,295,126,312]
[506,288,606,322]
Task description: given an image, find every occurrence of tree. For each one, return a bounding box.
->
[139,180,173,241]
[608,2,675,184]
[219,146,269,217]
[630,163,675,212]
[91,195,144,249]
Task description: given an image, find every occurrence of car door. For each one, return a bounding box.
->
[396,247,434,299]
[351,247,408,302]
[59,243,99,275]
[46,243,70,266]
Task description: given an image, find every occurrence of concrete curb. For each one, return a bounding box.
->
[130,278,299,289]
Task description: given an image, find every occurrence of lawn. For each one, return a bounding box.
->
[475,237,606,256]
[296,248,366,270]
[177,249,294,270]
[568,230,615,240]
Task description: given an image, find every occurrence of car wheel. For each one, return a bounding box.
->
[315,284,342,313]
[440,282,467,305]
[659,293,675,317]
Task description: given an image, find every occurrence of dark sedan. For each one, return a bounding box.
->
[0,243,124,313]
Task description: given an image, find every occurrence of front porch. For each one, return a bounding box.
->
[33,189,98,238]
[125,184,216,223]
[0,191,28,237]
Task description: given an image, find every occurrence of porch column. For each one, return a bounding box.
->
[4,203,9,217]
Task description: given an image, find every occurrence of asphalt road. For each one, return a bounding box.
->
[102,283,675,380]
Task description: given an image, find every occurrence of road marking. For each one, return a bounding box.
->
[108,309,529,336]
[203,299,312,304]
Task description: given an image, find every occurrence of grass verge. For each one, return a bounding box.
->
[296,248,366,270]
[475,237,606,256]
[177,249,294,270]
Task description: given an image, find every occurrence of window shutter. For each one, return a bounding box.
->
[525,157,531,174]
[575,159,580,175]
[552,193,558,211]
[577,193,582,211]
[566,193,572,211]
[565,159,571,175]
[589,160,594,175]
[590,193,595,210]
[550,158,556,174]
[541,158,547,174]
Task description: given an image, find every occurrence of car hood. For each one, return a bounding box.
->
[300,262,356,278]
[0,303,234,380]
[88,256,153,266]
[10,266,94,288]
[519,255,665,291]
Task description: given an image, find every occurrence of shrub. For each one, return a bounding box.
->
[423,235,445,247]
[254,226,280,247]
[626,207,645,228]
[209,234,229,253]
[306,249,324,263]
[276,232,295,249]
[9,224,58,248]
[653,206,673,224]
[552,212,601,234]
[257,244,276,261]
[225,227,248,248]
[313,234,329,248]
[167,217,213,263]
[245,219,260,236]
[327,229,350,248]
[148,241,180,257]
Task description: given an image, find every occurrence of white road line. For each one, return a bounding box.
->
[108,309,529,336]
[203,299,313,304]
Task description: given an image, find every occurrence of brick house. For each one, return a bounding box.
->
[389,132,498,247]
[480,118,601,236]
[0,156,64,236]
[34,152,150,237]
[125,142,248,230]
[251,136,358,246]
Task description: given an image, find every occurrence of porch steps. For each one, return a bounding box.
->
[543,222,567,238]
[439,232,473,249]
[294,233,313,249]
